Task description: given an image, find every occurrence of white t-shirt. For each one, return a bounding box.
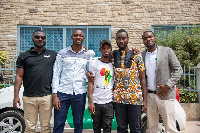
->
[88,58,114,104]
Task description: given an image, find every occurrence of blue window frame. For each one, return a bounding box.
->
[18,25,111,57]
[152,25,200,36]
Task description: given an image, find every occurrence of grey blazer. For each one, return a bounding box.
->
[141,46,183,100]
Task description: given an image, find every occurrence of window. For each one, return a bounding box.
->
[152,25,200,36]
[18,26,111,57]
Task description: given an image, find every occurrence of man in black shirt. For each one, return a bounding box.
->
[13,30,57,133]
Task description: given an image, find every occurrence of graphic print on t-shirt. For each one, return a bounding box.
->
[100,68,112,86]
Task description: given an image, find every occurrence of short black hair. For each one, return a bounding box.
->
[32,30,45,36]
[116,29,129,37]
[72,28,84,35]
[142,31,156,39]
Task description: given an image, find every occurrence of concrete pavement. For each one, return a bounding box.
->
[63,121,200,133]
[179,121,200,133]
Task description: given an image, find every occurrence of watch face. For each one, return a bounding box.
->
[166,85,170,89]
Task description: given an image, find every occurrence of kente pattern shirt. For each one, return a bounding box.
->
[112,50,145,105]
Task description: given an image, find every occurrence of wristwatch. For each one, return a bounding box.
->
[166,85,170,89]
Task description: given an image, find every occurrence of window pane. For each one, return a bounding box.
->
[88,28,109,57]
[154,26,175,36]
[43,28,63,52]
[19,26,111,56]
[20,27,41,51]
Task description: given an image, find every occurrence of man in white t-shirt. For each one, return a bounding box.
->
[87,39,114,133]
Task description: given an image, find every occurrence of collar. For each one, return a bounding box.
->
[67,45,85,54]
[30,47,46,54]
[98,58,111,64]
[146,47,157,54]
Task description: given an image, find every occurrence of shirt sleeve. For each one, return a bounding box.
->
[51,54,63,94]
[137,53,145,71]
[16,54,24,68]
[166,48,183,88]
[88,59,96,76]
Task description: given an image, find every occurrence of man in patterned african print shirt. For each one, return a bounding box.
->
[112,29,147,133]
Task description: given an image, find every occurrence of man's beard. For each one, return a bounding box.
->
[146,43,156,49]
[118,44,127,50]
[34,43,46,48]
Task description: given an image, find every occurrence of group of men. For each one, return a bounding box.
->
[13,28,182,133]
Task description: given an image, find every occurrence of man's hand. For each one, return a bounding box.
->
[53,93,61,110]
[86,71,95,82]
[88,102,95,114]
[132,48,140,54]
[157,85,170,99]
[83,45,87,51]
[13,97,21,109]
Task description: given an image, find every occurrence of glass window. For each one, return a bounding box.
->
[43,28,63,52]
[152,25,200,37]
[88,28,109,57]
[18,26,111,56]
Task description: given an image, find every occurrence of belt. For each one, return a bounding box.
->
[148,90,157,94]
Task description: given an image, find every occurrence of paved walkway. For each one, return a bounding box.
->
[179,121,200,133]
[63,121,200,133]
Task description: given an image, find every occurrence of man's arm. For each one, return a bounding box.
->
[52,54,62,110]
[13,68,24,109]
[86,71,95,82]
[88,78,95,114]
[157,48,183,99]
[166,48,183,88]
[139,70,147,113]
[52,93,61,110]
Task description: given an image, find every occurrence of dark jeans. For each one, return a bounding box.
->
[53,92,86,133]
[91,102,114,133]
[114,103,141,133]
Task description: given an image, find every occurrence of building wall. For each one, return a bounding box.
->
[0,0,200,57]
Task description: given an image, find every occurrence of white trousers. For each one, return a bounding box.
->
[146,93,178,133]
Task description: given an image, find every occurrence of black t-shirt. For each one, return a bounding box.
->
[16,48,57,97]
[113,50,135,68]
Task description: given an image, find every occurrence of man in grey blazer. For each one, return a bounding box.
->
[141,31,183,133]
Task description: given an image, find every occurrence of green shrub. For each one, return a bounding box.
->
[156,26,200,68]
[179,89,198,103]
[0,51,8,67]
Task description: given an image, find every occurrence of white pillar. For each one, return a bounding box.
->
[195,63,200,103]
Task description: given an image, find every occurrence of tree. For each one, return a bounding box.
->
[155,26,200,88]
[156,26,200,67]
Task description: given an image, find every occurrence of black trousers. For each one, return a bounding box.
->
[91,102,114,133]
[114,103,142,133]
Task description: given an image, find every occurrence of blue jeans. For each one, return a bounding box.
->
[114,103,141,133]
[53,92,86,133]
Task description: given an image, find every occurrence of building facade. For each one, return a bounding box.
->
[0,0,200,57]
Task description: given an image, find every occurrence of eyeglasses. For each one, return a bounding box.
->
[35,36,46,40]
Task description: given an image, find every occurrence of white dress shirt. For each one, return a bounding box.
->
[52,46,91,95]
[145,48,157,91]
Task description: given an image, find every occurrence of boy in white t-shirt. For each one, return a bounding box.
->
[87,39,114,133]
